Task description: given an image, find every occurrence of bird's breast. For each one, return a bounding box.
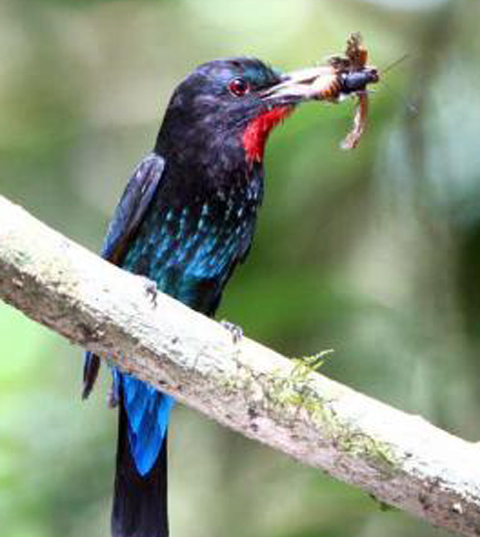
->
[122,191,258,315]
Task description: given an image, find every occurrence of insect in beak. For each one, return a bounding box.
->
[326,32,379,149]
[261,33,380,149]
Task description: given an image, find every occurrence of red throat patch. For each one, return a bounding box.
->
[242,105,294,166]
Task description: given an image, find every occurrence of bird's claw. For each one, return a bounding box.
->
[108,388,120,408]
[142,277,158,307]
[220,320,243,344]
[108,370,121,408]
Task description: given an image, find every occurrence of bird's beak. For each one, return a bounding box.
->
[261,65,379,105]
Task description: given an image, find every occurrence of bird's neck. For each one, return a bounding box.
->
[154,151,264,217]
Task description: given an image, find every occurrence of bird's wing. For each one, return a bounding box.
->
[82,153,165,399]
[100,154,165,264]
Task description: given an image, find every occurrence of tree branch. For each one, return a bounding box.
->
[1,193,479,536]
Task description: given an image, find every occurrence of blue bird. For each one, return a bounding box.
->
[82,57,378,537]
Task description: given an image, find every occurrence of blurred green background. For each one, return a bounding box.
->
[1,0,480,536]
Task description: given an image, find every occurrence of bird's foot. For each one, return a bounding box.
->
[220,320,243,344]
[141,277,158,307]
[107,388,120,408]
[107,382,121,408]
[107,369,121,408]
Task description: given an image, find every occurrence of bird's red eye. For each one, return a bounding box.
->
[228,78,250,97]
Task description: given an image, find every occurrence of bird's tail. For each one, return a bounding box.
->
[111,400,169,537]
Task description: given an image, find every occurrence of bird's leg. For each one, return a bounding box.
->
[108,387,120,408]
[140,276,158,307]
[108,369,121,408]
[220,320,243,344]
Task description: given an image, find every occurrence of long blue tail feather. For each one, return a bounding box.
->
[112,396,170,537]
[121,375,175,476]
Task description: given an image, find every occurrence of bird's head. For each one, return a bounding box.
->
[155,57,377,173]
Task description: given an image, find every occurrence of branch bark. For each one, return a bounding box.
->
[1,193,479,536]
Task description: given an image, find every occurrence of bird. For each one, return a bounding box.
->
[81,56,378,537]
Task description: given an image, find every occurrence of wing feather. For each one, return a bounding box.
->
[82,153,165,399]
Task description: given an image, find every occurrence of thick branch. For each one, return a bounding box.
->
[0,193,479,536]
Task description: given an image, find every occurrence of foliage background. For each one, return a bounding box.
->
[1,0,480,536]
